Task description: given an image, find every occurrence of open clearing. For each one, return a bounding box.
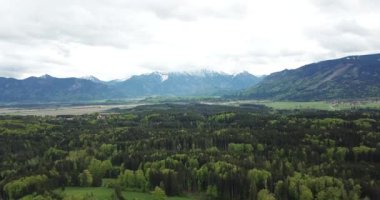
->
[62,187,194,200]
[1,99,379,116]
[258,100,380,110]
[0,103,148,116]
[201,100,380,110]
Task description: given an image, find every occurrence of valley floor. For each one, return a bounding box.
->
[0,99,379,116]
[0,103,148,116]
[203,99,380,110]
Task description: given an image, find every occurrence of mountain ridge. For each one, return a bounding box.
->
[1,53,380,103]
[0,71,261,103]
[243,53,380,101]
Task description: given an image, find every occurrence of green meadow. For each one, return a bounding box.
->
[260,100,380,110]
[61,187,195,200]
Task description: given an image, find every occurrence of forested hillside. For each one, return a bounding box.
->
[243,54,380,101]
[0,104,379,199]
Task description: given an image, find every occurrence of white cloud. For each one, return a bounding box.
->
[0,0,379,80]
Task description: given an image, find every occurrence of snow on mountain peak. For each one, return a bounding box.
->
[148,72,170,82]
[39,74,53,79]
[81,75,102,82]
[160,74,169,82]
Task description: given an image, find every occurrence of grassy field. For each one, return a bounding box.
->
[1,99,379,116]
[203,100,380,111]
[62,187,195,200]
[260,101,380,110]
[260,101,333,110]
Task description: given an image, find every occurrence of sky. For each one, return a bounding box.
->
[0,0,379,80]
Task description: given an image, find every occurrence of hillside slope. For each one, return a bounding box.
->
[244,54,380,100]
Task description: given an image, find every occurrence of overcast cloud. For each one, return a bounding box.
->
[0,0,379,80]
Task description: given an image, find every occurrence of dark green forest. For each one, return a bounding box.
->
[0,104,379,199]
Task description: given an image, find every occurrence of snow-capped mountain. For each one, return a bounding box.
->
[113,71,261,97]
[0,71,261,103]
[81,75,104,83]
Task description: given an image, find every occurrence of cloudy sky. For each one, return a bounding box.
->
[0,0,379,80]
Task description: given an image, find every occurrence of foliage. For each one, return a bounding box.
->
[152,186,167,200]
[0,104,379,200]
[4,175,49,199]
[257,189,276,200]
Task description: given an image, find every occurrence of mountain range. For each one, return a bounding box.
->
[1,53,379,103]
[0,71,261,103]
[114,71,261,97]
[243,53,380,101]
